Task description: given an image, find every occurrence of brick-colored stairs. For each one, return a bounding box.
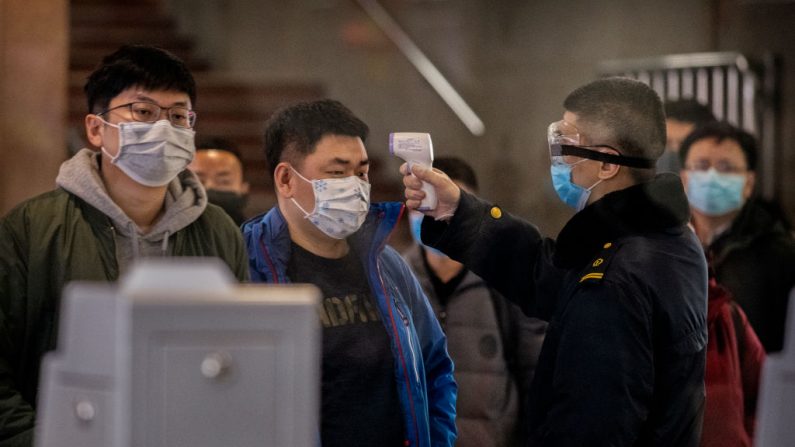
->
[68,0,324,215]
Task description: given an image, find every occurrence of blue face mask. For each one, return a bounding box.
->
[550,160,602,211]
[686,169,746,216]
[409,212,446,257]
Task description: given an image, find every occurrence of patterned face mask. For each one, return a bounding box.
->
[290,167,371,239]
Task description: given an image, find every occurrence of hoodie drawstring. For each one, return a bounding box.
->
[128,224,170,258]
[161,231,170,256]
[129,222,140,259]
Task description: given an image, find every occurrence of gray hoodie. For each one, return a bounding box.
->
[56,148,207,273]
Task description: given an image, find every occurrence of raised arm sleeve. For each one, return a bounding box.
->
[420,190,561,319]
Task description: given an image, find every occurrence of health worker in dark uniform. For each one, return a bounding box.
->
[401,77,708,447]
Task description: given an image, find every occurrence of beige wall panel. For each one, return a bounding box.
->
[0,0,68,215]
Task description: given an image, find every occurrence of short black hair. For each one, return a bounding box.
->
[664,99,716,125]
[84,45,197,114]
[196,136,243,162]
[564,77,666,181]
[679,121,758,171]
[263,99,369,177]
[434,156,478,192]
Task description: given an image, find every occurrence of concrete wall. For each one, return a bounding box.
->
[715,0,795,223]
[1,0,790,231]
[167,0,723,234]
[0,0,69,215]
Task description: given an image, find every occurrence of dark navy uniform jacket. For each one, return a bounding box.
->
[421,173,708,447]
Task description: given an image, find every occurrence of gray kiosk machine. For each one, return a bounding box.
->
[755,289,795,447]
[34,259,319,447]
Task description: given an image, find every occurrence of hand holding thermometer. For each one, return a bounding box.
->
[389,132,437,211]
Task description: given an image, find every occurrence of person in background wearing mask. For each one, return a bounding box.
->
[0,45,248,446]
[402,77,708,446]
[657,99,717,173]
[242,99,456,447]
[680,121,795,353]
[190,137,250,225]
[402,156,546,447]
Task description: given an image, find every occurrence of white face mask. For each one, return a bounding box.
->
[289,167,371,240]
[100,119,196,187]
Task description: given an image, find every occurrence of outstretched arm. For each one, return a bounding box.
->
[419,190,561,319]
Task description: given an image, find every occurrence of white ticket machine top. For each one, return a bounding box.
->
[35,258,320,447]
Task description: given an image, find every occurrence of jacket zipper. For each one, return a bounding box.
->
[107,224,119,279]
[376,258,421,447]
[394,294,420,383]
[258,237,281,283]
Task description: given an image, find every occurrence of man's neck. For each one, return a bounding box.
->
[425,251,464,283]
[587,173,636,205]
[101,158,168,234]
[691,209,739,246]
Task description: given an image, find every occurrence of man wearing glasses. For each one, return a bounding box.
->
[0,45,248,446]
[402,77,708,446]
[680,121,795,354]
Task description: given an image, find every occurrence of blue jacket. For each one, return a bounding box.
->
[242,202,457,447]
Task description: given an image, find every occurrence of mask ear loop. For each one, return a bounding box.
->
[568,158,589,167]
[563,157,603,212]
[100,146,119,162]
[586,178,604,192]
[288,166,317,218]
[589,146,624,188]
[290,197,314,218]
[95,116,123,163]
[581,157,608,193]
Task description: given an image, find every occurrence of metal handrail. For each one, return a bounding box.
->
[598,52,751,73]
[355,0,485,136]
[597,51,779,200]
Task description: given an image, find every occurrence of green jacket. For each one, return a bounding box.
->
[0,188,248,446]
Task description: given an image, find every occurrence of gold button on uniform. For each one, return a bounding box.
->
[603,242,612,249]
[490,207,502,219]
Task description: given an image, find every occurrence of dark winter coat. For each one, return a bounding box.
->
[0,188,248,446]
[709,199,795,353]
[421,174,708,446]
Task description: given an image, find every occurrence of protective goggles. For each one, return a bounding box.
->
[547,120,655,169]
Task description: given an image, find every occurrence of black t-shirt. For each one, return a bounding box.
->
[287,242,404,447]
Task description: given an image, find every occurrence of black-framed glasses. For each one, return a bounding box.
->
[685,159,747,174]
[98,102,197,129]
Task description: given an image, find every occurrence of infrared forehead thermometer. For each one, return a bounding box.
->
[389,132,437,211]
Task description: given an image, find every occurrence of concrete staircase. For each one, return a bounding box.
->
[68,0,324,214]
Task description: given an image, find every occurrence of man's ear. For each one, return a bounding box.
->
[84,114,104,148]
[743,171,756,200]
[680,170,690,190]
[597,148,622,180]
[274,162,296,198]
